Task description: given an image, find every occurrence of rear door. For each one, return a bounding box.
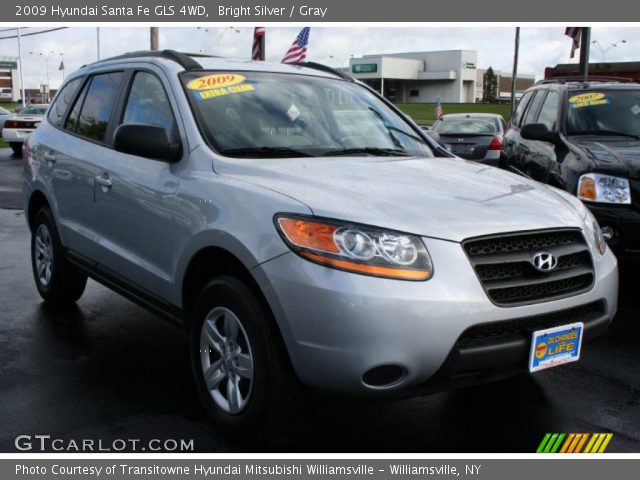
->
[57,70,126,259]
[503,89,535,171]
[36,77,85,248]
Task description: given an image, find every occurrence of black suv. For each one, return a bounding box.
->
[503,79,640,255]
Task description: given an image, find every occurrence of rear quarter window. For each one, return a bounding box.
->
[65,71,123,143]
[47,77,83,127]
[511,90,534,127]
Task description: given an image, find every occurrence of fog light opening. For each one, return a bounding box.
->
[600,226,616,243]
[362,365,407,389]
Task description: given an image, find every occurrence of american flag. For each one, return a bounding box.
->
[434,98,443,120]
[565,27,582,59]
[252,27,265,61]
[282,27,310,64]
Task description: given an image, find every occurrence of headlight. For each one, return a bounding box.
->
[275,215,433,281]
[577,173,631,204]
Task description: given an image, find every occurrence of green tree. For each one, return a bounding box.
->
[483,67,498,103]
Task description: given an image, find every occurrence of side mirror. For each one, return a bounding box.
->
[520,123,559,144]
[114,123,181,162]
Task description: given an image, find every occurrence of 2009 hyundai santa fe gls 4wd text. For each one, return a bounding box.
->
[23,50,618,433]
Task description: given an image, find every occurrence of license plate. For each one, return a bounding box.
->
[446,144,473,155]
[529,322,584,372]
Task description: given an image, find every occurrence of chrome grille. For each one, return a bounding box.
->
[463,229,594,306]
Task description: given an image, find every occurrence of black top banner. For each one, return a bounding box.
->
[4,0,640,22]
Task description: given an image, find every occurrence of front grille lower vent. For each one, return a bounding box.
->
[463,229,594,306]
[457,301,605,347]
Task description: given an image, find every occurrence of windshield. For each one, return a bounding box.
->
[182,71,433,158]
[433,118,498,135]
[566,89,640,137]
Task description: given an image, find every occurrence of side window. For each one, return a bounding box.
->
[121,72,176,133]
[522,90,545,126]
[65,71,124,143]
[511,90,534,127]
[537,91,559,131]
[47,77,83,127]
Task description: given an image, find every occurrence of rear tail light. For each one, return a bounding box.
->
[4,120,19,128]
[488,135,503,150]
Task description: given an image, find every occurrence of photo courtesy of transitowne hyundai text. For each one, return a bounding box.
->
[0,0,638,478]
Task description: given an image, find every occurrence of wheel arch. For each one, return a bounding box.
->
[27,189,51,231]
[180,245,297,372]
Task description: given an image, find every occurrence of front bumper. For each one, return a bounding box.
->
[255,236,618,396]
[588,203,640,255]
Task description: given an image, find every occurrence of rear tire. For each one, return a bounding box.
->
[190,275,301,438]
[31,207,87,304]
[9,142,22,156]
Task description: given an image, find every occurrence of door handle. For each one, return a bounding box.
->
[95,175,113,189]
[43,152,56,164]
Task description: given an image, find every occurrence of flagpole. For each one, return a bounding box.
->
[510,27,520,118]
[579,27,591,80]
[259,33,265,61]
[96,27,100,60]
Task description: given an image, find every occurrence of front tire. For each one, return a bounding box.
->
[31,207,87,304]
[190,275,299,436]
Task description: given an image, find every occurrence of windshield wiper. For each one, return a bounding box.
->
[320,147,410,157]
[570,130,640,139]
[218,147,315,158]
[367,107,428,146]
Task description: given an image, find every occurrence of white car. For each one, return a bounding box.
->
[2,104,48,155]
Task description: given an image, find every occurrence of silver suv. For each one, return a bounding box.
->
[23,51,618,433]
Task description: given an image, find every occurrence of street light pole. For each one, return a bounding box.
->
[510,27,520,118]
[17,27,26,108]
[30,50,56,102]
[592,39,627,62]
[150,27,159,50]
[217,27,240,56]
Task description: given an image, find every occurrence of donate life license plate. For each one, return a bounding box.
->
[529,322,584,373]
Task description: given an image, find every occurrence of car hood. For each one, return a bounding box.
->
[571,136,640,179]
[216,156,585,242]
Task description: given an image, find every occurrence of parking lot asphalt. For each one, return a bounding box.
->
[0,148,639,453]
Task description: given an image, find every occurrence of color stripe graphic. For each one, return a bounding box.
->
[537,433,613,453]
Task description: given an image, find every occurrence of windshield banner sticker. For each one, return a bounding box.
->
[187,73,246,91]
[569,92,610,109]
[195,83,256,101]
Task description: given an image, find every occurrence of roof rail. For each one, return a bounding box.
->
[290,61,355,81]
[537,75,635,85]
[90,49,208,70]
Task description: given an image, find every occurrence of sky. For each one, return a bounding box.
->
[0,26,638,90]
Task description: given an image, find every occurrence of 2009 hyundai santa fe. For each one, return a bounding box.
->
[23,50,618,433]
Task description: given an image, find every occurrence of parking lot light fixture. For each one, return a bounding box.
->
[591,39,627,62]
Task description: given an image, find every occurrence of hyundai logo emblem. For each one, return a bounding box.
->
[532,252,558,272]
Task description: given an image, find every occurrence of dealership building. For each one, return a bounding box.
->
[348,50,535,103]
[0,56,21,102]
